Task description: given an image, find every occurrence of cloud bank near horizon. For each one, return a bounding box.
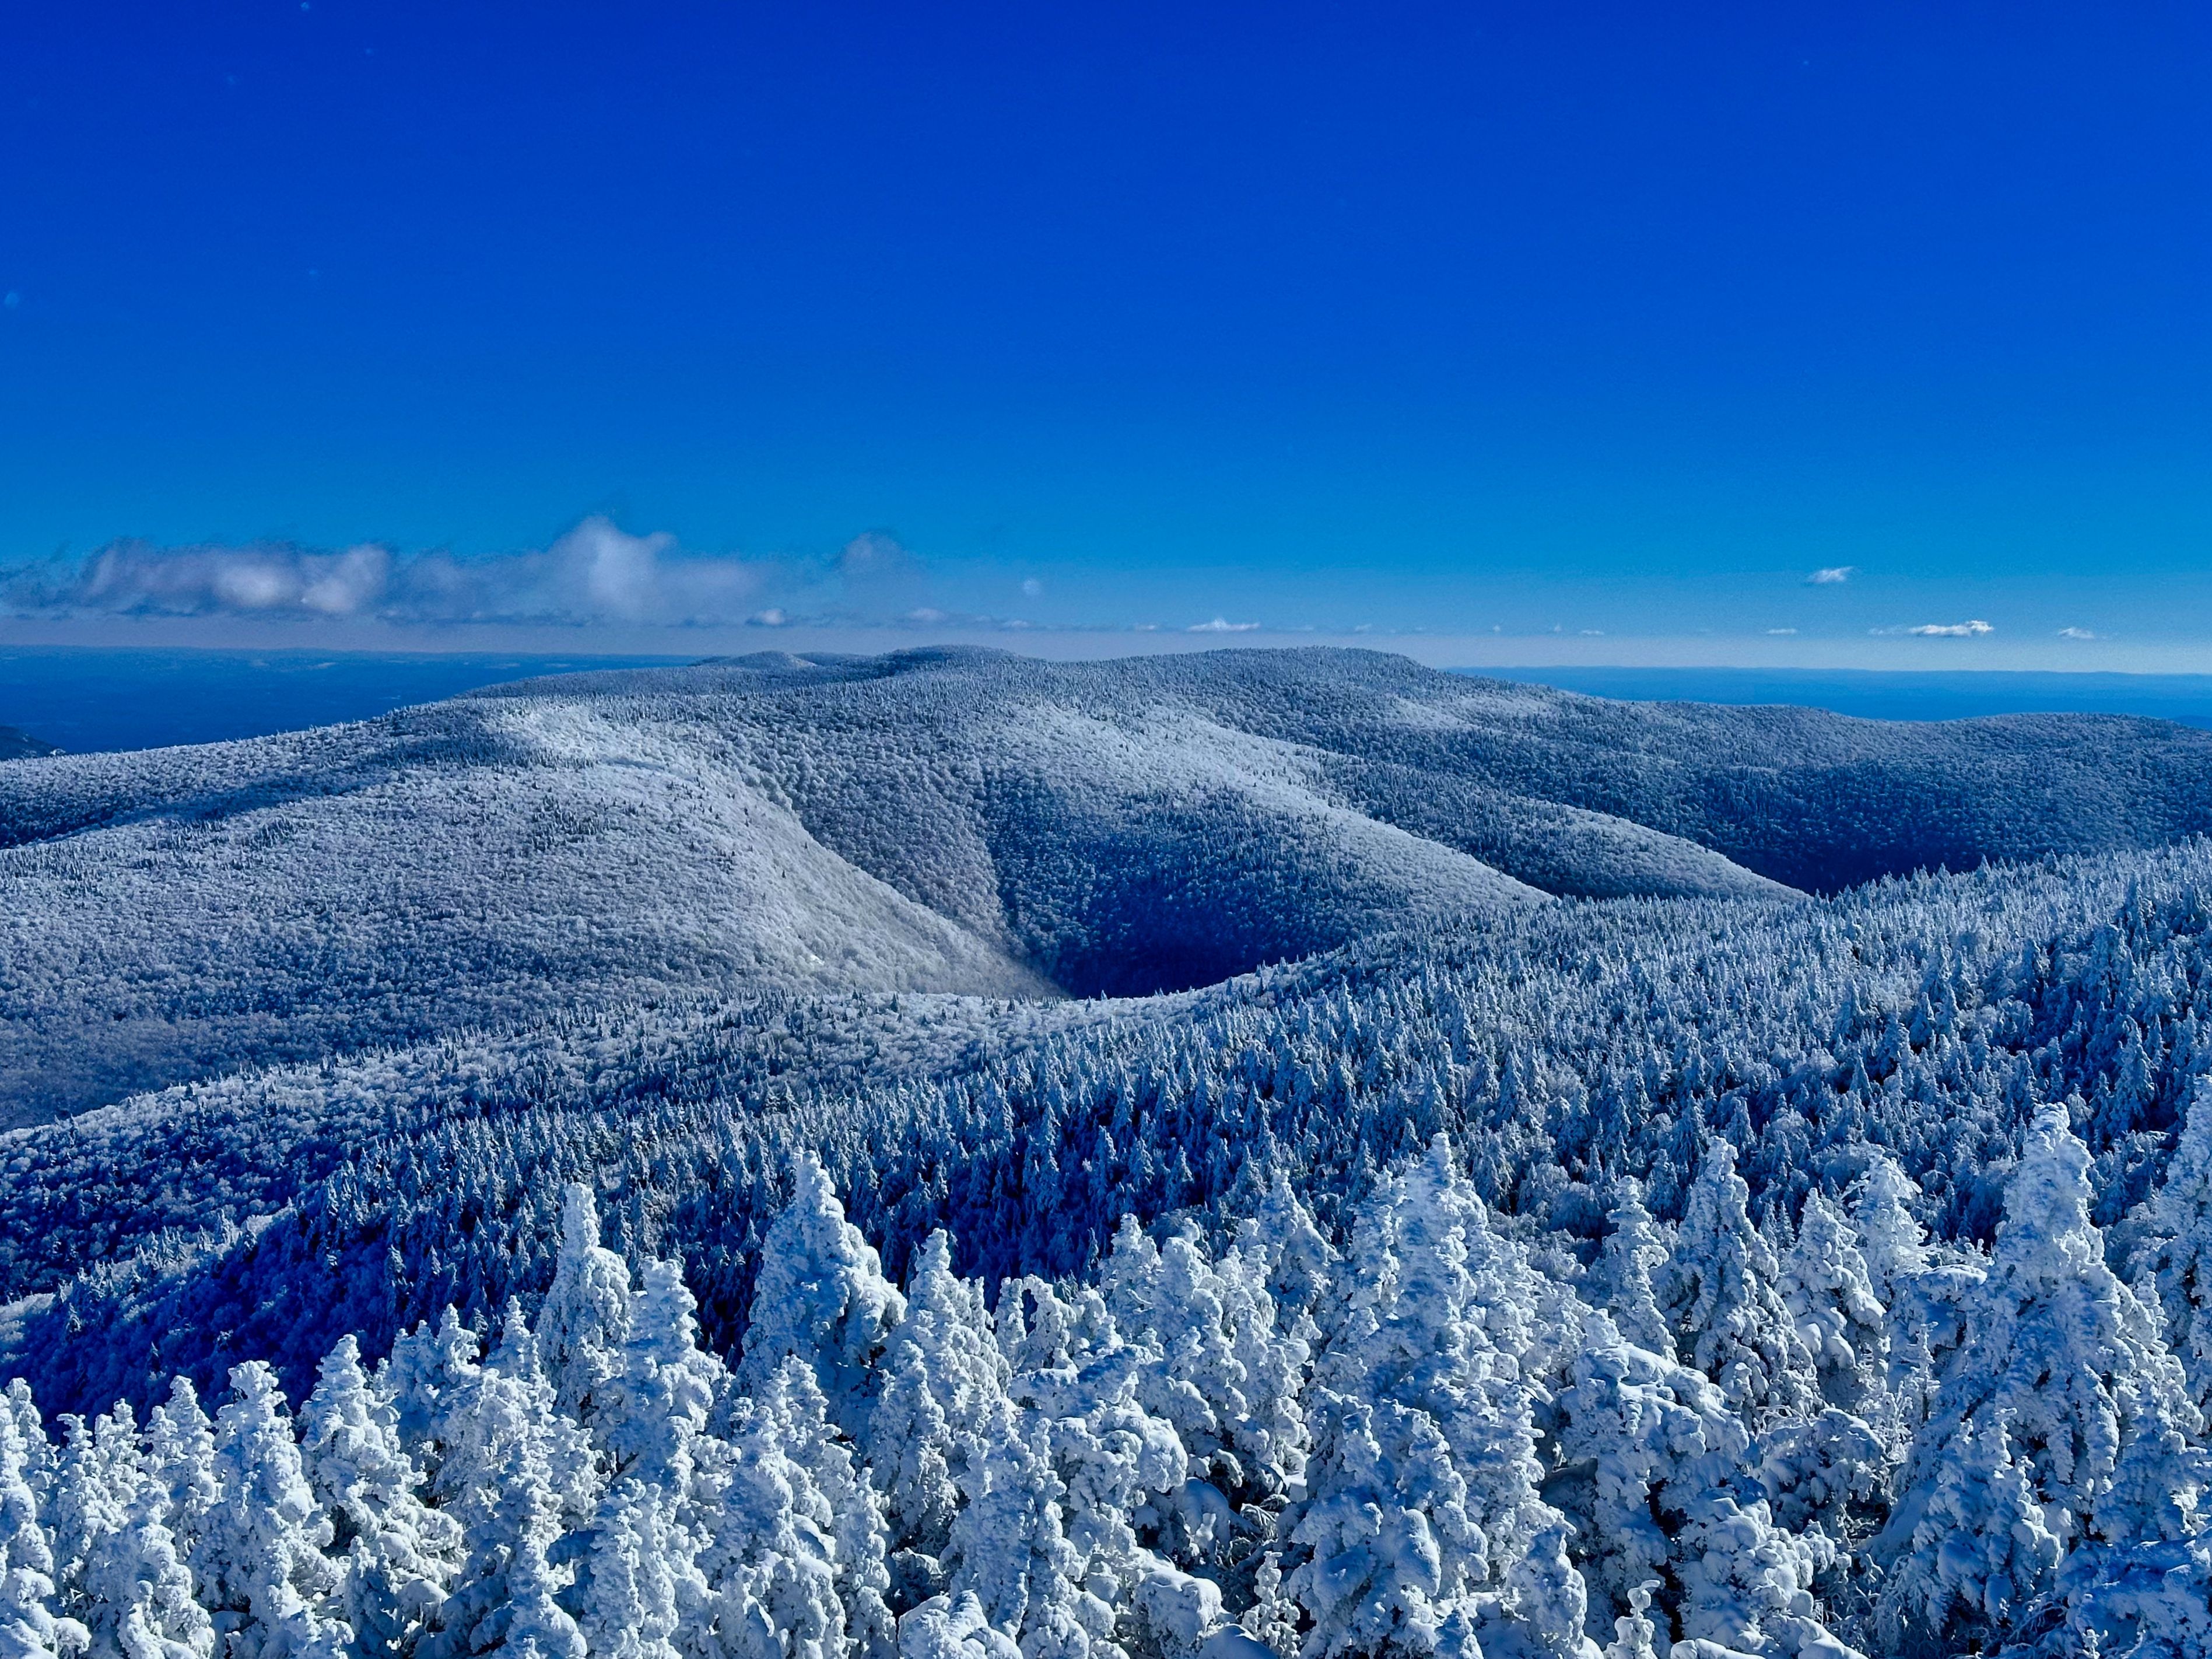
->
[2,519,790,627]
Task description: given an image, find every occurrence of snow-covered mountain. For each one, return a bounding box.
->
[10,648,2212,1659]
[12,645,2212,1124]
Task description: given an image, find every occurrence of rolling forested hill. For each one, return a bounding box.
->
[10,648,2212,1659]
[9,646,2212,1124]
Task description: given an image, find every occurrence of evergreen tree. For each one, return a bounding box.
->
[739,1157,906,1441]
[539,1185,637,1433]
[1289,1138,1571,1659]
[867,1233,1005,1584]
[298,1336,460,1659]
[1553,1313,1858,1659]
[602,1261,724,1502]
[0,1401,86,1659]
[2137,1074,2212,1414]
[1657,1142,1817,1424]
[1589,1181,1674,1362]
[1778,1193,1884,1411]
[142,1385,219,1572]
[193,1364,348,1659]
[945,1398,1098,1659]
[1878,1104,2210,1652]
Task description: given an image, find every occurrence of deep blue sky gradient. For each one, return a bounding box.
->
[3,4,2207,656]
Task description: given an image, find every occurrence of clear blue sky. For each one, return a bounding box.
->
[3,3,2207,663]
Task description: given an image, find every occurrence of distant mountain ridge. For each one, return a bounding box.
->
[0,723,58,760]
[6,644,2212,1124]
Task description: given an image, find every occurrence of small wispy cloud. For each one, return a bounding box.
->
[1189,617,1261,633]
[1807,566,1855,585]
[2056,626,2099,640]
[1020,578,1043,597]
[1905,620,1995,638]
[1766,627,1798,636]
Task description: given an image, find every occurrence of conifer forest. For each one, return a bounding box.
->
[10,647,2212,1659]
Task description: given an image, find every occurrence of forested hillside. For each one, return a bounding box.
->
[10,650,2212,1658]
[13,647,2212,1122]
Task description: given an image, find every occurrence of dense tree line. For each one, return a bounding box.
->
[10,1103,2211,1659]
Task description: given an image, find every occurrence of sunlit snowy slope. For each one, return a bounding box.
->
[11,645,2212,1123]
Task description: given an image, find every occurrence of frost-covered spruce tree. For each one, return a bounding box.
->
[1103,1216,1308,1561]
[429,1308,600,1544]
[298,1335,460,1659]
[740,1156,906,1441]
[896,1592,1022,1659]
[1878,1103,2209,1653]
[1552,1313,1857,1659]
[1843,1156,1927,1314]
[695,1362,860,1659]
[560,1478,691,1659]
[945,1396,1097,1659]
[419,1440,584,1659]
[539,1184,637,1433]
[1588,1181,1674,1363]
[2136,1073,2212,1415]
[1239,1175,1335,1335]
[1657,1140,1817,1425]
[194,1364,348,1659]
[79,1452,213,1659]
[0,1401,86,1659]
[5,1387,53,1521]
[867,1231,1008,1588]
[995,1278,1186,1659]
[1288,1137,1573,1659]
[144,1383,219,1570]
[602,1260,724,1502]
[756,1359,895,1659]
[1778,1192,1884,1412]
[47,1409,137,1633]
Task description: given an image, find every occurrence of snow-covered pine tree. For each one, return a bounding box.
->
[754,1359,895,1659]
[298,1335,460,1659]
[0,1398,86,1659]
[1778,1192,1884,1412]
[539,1185,637,1434]
[945,1396,1098,1659]
[602,1260,724,1503]
[1552,1312,1858,1659]
[143,1383,219,1572]
[1588,1181,1673,1363]
[1288,1137,1573,1659]
[79,1454,213,1659]
[1877,1103,2210,1653]
[867,1231,1007,1595]
[1657,1141,1817,1426]
[559,1478,691,1659]
[2136,1073,2212,1415]
[193,1364,348,1659]
[739,1157,906,1442]
[46,1410,136,1637]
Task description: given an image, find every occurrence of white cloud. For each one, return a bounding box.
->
[748,608,788,627]
[2056,626,2098,640]
[1020,578,1043,597]
[1807,566,1855,584]
[1906,620,1995,638]
[6,516,780,626]
[1579,629,1604,636]
[1766,627,1799,636]
[1189,617,1261,633]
